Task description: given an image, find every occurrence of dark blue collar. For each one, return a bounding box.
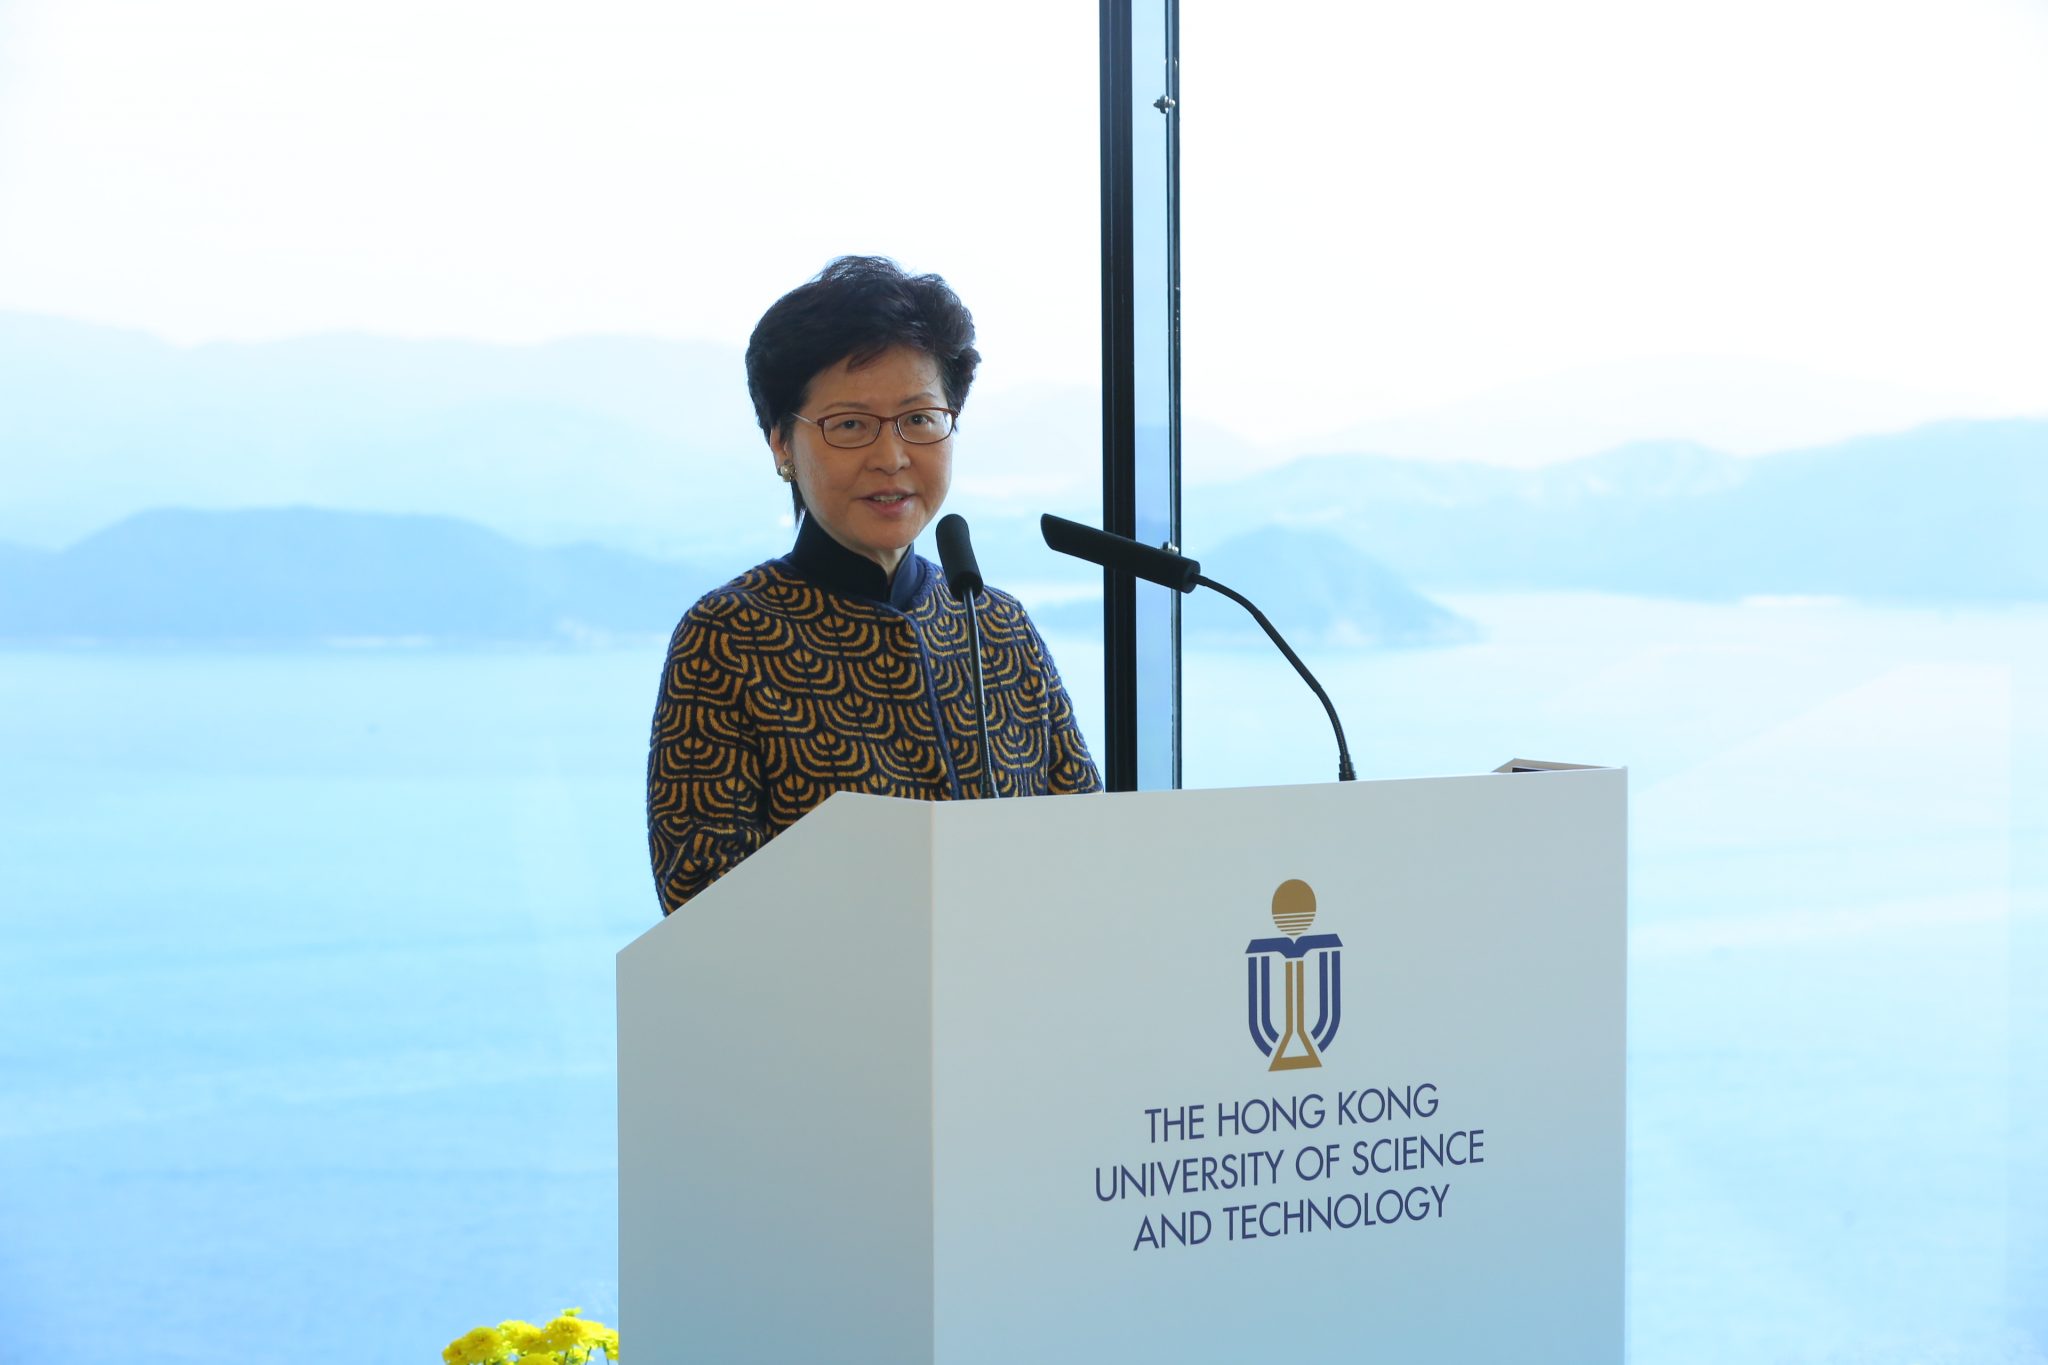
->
[782,513,930,611]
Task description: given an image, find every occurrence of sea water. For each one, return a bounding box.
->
[2,594,2042,1362]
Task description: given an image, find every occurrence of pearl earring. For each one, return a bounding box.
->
[778,462,795,482]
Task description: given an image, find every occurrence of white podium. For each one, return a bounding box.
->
[619,769,1626,1363]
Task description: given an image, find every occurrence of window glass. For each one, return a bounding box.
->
[0,2,1100,1357]
[1180,2,2047,1358]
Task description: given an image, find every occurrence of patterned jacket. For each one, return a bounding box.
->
[646,516,1102,914]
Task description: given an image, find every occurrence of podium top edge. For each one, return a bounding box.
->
[813,765,1626,809]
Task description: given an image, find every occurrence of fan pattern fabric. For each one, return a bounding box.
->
[647,546,1100,915]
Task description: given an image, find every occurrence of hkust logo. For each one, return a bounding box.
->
[1246,879,1343,1070]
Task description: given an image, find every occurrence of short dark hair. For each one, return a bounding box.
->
[745,255,981,516]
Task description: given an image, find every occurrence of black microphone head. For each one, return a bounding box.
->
[935,513,984,598]
[1039,513,1201,593]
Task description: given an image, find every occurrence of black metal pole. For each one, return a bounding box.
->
[1100,0,1139,792]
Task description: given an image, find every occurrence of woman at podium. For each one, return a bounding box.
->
[645,256,1102,915]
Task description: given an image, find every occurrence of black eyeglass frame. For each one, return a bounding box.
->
[789,407,960,449]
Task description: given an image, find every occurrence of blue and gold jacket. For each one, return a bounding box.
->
[647,516,1102,915]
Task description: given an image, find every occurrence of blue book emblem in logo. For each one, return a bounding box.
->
[1246,879,1343,1070]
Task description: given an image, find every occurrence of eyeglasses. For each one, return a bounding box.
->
[792,407,958,449]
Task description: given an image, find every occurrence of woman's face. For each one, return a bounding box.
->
[770,345,953,578]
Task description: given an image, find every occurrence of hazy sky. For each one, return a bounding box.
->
[2,0,2043,462]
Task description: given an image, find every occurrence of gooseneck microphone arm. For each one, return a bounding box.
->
[935,514,998,799]
[960,593,994,798]
[1039,513,1357,783]
[1191,573,1356,783]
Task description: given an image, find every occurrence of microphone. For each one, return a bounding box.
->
[1039,513,1357,783]
[934,514,997,799]
[1039,512,1201,592]
[935,512,984,595]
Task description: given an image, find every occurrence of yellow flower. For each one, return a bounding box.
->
[454,1308,613,1364]
[443,1325,506,1365]
[498,1320,545,1354]
[538,1313,597,1352]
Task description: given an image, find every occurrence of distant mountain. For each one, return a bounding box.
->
[1028,528,1473,652]
[0,506,1474,652]
[0,508,721,645]
[1182,528,1477,649]
[5,313,2040,606]
[1245,352,2003,471]
[0,313,784,559]
[0,312,1098,558]
[1185,419,2048,602]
